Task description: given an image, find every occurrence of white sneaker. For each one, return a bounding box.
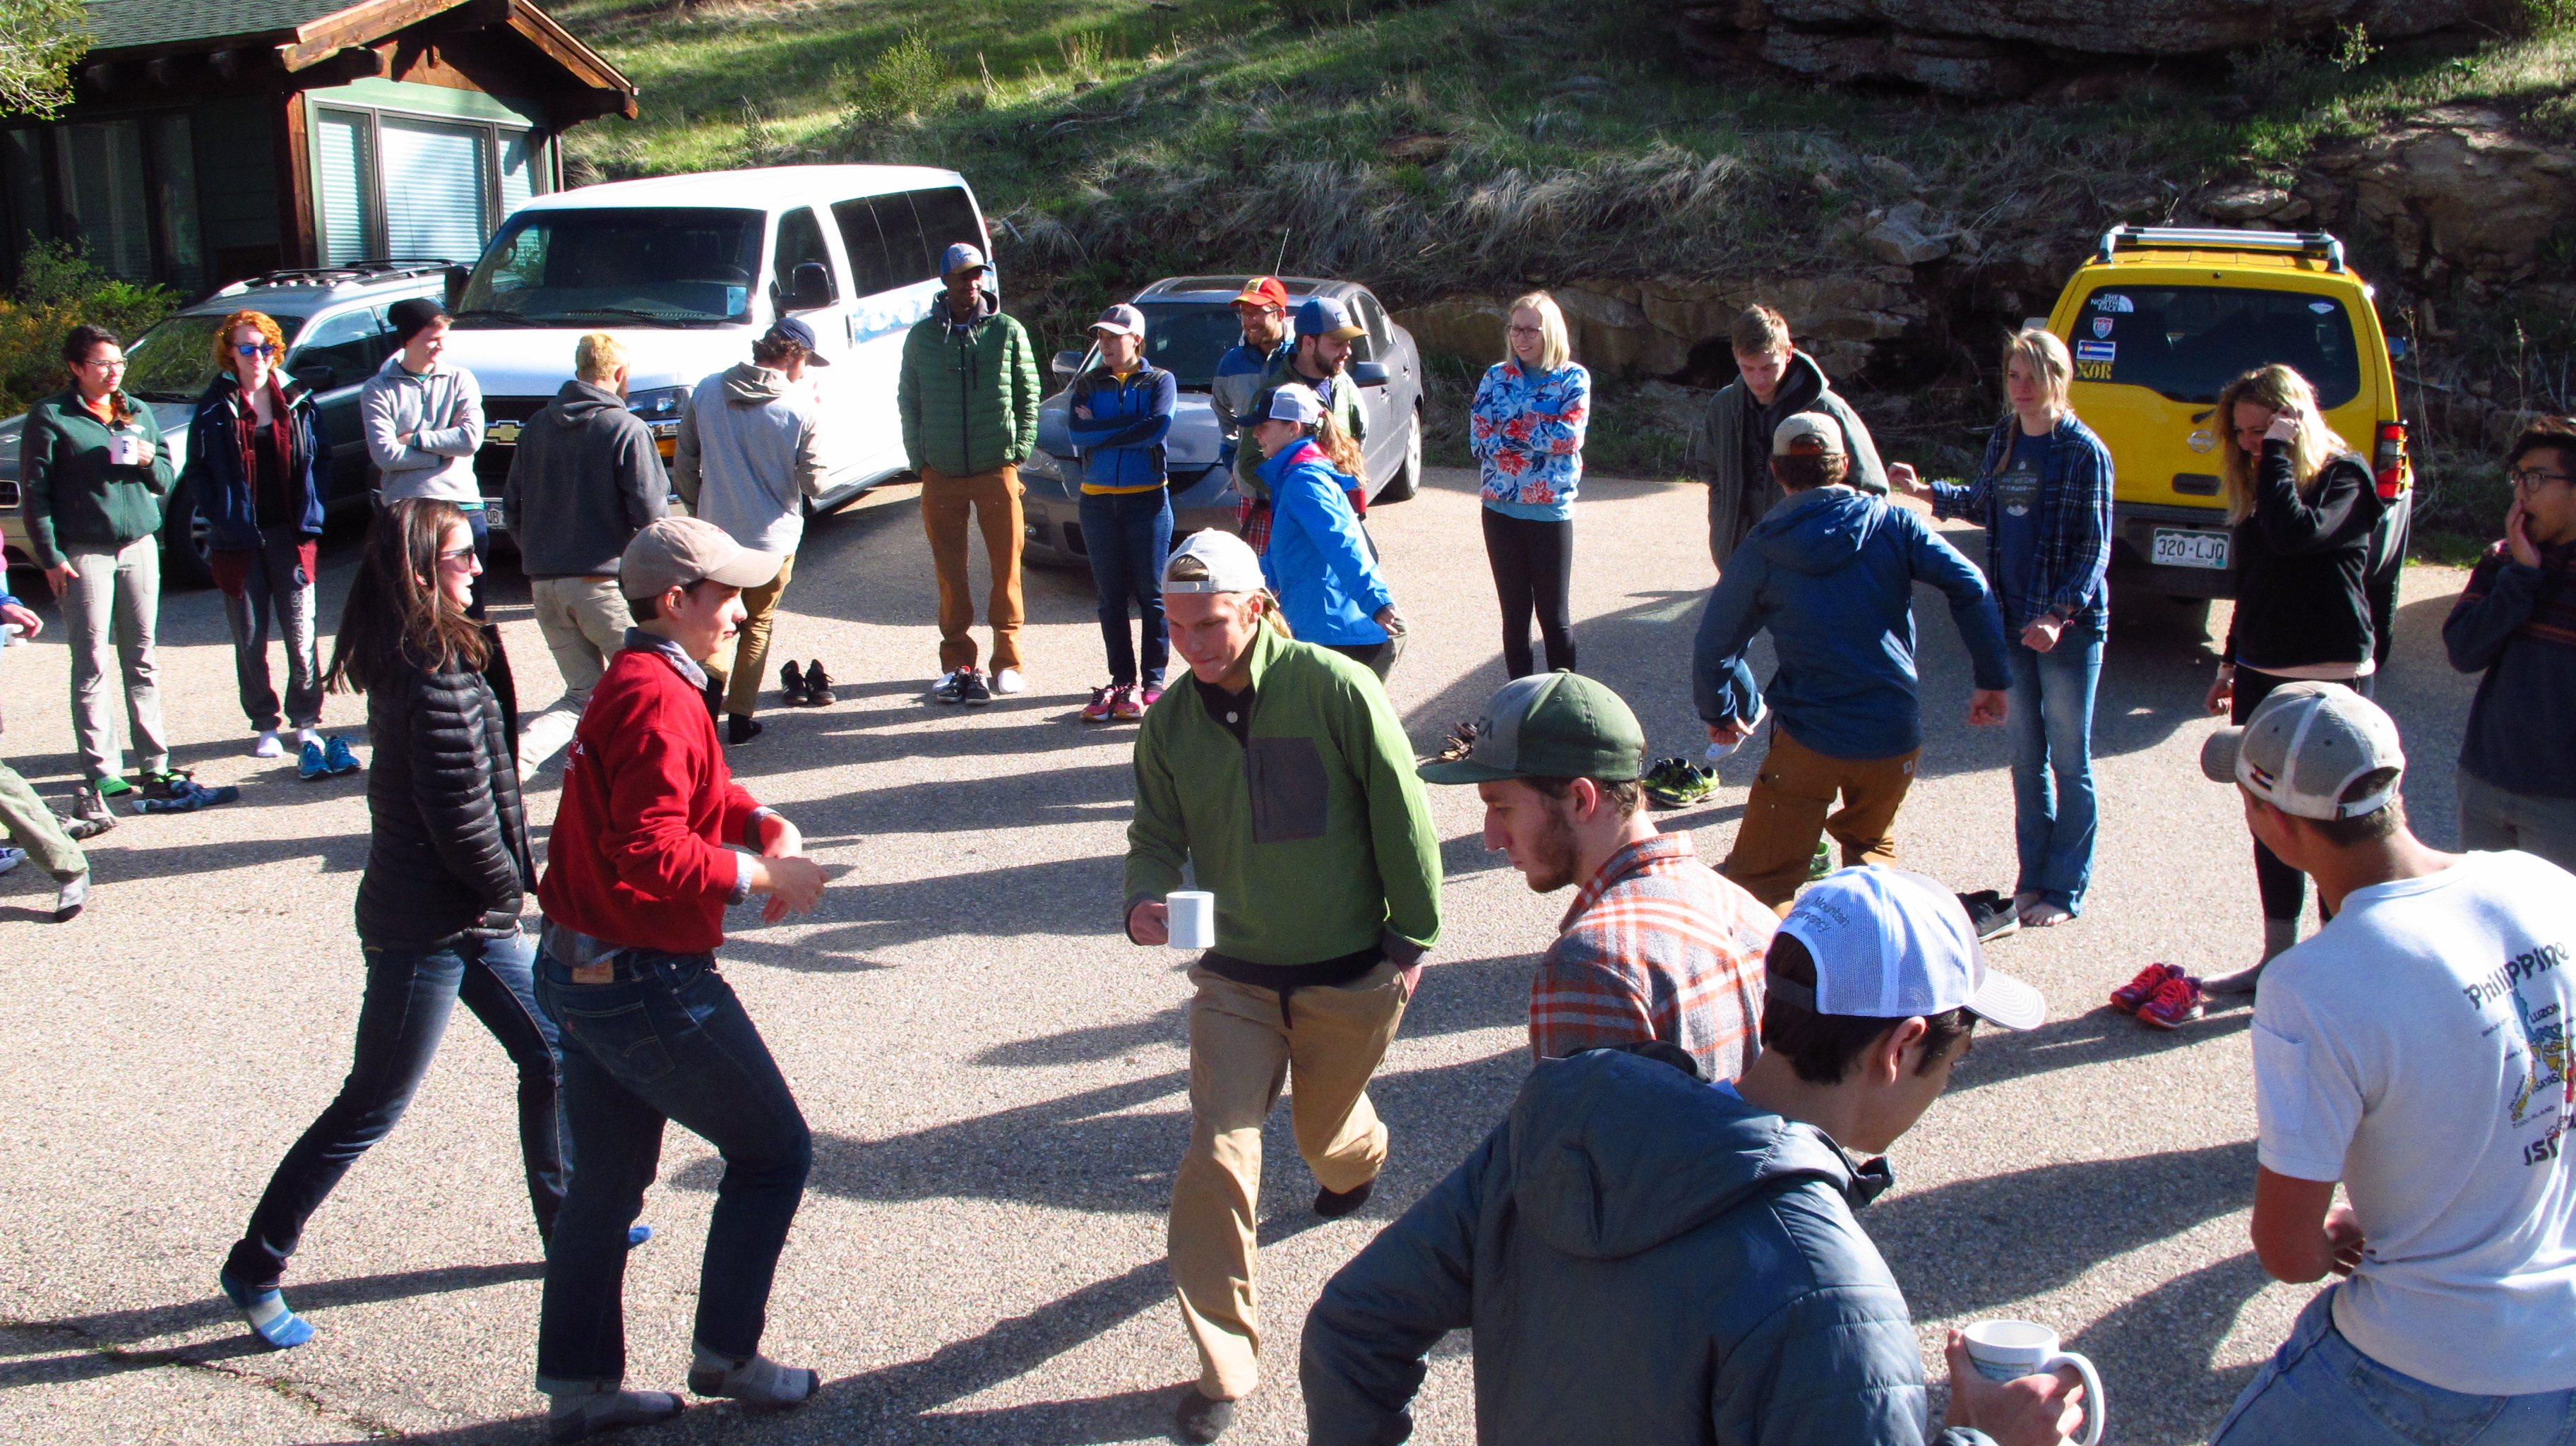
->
[252,731,283,759]
[994,667,1025,695]
[0,847,23,877]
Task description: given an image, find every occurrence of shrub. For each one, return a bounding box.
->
[845,31,948,126]
[0,239,179,418]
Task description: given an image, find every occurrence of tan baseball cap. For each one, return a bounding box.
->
[1772,412,1846,457]
[621,517,782,599]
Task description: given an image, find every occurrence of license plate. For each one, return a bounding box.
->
[2152,527,2230,570]
[487,421,522,444]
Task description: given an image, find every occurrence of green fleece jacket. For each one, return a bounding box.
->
[1126,625,1442,968]
[19,390,174,566]
[896,290,1042,478]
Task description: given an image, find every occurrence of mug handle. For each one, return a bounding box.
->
[2038,1351,2105,1446]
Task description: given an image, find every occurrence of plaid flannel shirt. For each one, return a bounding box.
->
[1926,412,2114,634]
[1532,832,1775,1082]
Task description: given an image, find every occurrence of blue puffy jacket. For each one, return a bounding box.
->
[183,374,326,550]
[1065,362,1175,493]
[1693,486,2009,760]
[1302,1048,2003,1446]
[1259,440,1393,647]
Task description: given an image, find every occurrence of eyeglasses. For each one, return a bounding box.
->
[73,355,126,369]
[234,342,280,358]
[1506,325,1544,337]
[2510,467,2571,492]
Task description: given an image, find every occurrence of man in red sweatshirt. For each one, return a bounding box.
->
[531,515,828,1443]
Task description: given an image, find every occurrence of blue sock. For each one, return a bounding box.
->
[218,1269,314,1349]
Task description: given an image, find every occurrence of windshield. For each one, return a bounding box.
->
[2073,285,2362,408]
[1064,302,1249,389]
[122,307,314,402]
[455,207,765,328]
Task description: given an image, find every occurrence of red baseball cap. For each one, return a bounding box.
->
[1232,276,1289,311]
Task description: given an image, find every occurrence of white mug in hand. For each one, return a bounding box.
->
[1166,890,1215,950]
[1962,1319,2104,1446]
[107,432,145,467]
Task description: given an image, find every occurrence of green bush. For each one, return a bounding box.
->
[0,239,180,419]
[844,30,948,126]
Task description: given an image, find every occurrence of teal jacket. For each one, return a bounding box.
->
[896,289,1042,478]
[18,390,174,565]
[1126,625,1441,969]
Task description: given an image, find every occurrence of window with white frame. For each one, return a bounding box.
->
[312,104,549,265]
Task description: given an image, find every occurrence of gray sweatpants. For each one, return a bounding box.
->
[220,534,323,734]
[0,759,83,879]
[63,537,168,782]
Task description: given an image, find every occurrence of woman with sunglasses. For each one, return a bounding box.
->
[184,310,355,774]
[219,499,570,1349]
[2444,419,2576,871]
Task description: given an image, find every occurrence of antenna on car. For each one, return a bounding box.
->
[1272,229,1291,278]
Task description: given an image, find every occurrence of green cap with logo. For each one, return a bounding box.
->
[1418,671,1647,785]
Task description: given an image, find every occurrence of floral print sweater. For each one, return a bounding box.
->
[1470,357,1591,520]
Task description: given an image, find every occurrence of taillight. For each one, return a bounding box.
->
[2375,422,2409,499]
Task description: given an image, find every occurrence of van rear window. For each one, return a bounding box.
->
[833,186,984,297]
[2073,285,2361,408]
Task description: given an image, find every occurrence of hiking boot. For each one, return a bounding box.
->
[1957,890,2020,943]
[2111,962,2180,1015]
[802,661,835,706]
[57,806,113,841]
[1111,685,1145,722]
[1080,686,1118,724]
[2137,974,2206,1030]
[931,670,967,705]
[956,667,992,706]
[323,738,361,776]
[1316,1176,1375,1219]
[780,659,806,703]
[67,784,117,832]
[138,768,196,801]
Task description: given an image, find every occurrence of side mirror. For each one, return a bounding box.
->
[1350,360,1390,387]
[2388,336,2410,359]
[444,265,470,311]
[290,362,338,390]
[789,261,833,311]
[1052,349,1085,379]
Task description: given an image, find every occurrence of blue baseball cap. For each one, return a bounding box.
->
[762,315,830,364]
[941,242,989,276]
[1295,296,1364,340]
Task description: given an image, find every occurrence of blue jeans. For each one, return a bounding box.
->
[1080,488,1171,688]
[2214,1287,2576,1445]
[225,931,562,1290]
[2005,619,2101,915]
[535,948,811,1388]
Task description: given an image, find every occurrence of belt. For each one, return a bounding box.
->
[1199,943,1383,1027]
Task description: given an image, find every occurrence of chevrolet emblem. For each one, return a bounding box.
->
[488,421,523,444]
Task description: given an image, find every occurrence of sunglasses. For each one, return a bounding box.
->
[436,546,475,563]
[234,342,280,357]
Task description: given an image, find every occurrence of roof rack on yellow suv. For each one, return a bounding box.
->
[2094,225,2347,271]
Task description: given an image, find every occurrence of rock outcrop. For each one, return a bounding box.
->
[2305,107,2576,285]
[1396,270,1925,382]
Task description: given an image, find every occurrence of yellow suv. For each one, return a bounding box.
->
[2042,226,2412,599]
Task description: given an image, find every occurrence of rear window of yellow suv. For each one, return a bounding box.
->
[2074,284,2362,408]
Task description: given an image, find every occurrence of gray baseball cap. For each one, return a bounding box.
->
[2200,681,2405,820]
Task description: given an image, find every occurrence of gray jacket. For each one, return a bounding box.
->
[361,354,484,503]
[672,362,825,556]
[1684,349,1885,566]
[1301,1048,1998,1446]
[501,379,667,578]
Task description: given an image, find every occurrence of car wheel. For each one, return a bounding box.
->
[159,475,215,590]
[1373,406,1422,504]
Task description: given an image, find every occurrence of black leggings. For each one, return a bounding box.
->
[1481,508,1575,679]
[2236,666,2375,921]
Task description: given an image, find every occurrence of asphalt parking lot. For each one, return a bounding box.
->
[0,464,2481,1444]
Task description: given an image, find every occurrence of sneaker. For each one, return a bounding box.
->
[53,871,86,923]
[1642,757,1717,809]
[2111,962,2181,1015]
[931,670,967,704]
[957,667,992,707]
[299,740,328,780]
[1315,1176,1376,1219]
[323,738,361,775]
[68,784,117,831]
[1111,685,1145,722]
[1957,890,2020,943]
[1808,838,1835,882]
[2137,973,2206,1030]
[802,660,835,706]
[992,667,1025,695]
[686,1346,818,1410]
[1174,1390,1236,1445]
[1080,686,1118,724]
[251,731,283,759]
[138,768,196,801]
[547,1388,685,1444]
[1140,684,1164,707]
[0,847,22,877]
[727,715,765,746]
[780,659,806,703]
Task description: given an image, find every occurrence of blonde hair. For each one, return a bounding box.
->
[2002,327,2073,417]
[2217,364,2350,525]
[574,331,626,384]
[1162,552,1292,637]
[1503,291,1570,374]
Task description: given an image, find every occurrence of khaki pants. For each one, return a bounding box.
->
[519,576,632,778]
[1170,959,1411,1401]
[701,553,794,719]
[919,466,1024,674]
[0,758,83,880]
[62,537,167,782]
[1722,726,1920,910]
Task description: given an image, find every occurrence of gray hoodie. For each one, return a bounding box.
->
[1302,1048,2000,1446]
[361,354,485,503]
[501,379,668,578]
[672,362,825,556]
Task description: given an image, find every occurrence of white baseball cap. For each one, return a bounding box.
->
[2200,681,2405,820]
[1262,383,1323,426]
[1162,528,1267,594]
[1775,866,2046,1030]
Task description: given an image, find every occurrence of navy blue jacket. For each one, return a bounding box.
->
[1694,486,2010,760]
[1302,1050,2000,1446]
[184,374,326,550]
[1926,413,2114,633]
[1066,363,1175,494]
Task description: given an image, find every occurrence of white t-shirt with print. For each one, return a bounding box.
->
[2253,849,2576,1397]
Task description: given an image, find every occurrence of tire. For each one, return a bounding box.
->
[1374,406,1422,504]
[159,474,214,590]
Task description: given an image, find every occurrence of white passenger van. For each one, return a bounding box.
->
[439,165,988,520]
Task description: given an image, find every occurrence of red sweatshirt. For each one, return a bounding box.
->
[539,642,760,952]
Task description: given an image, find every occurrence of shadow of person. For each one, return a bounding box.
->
[1947,1005,2253,1097]
[2063,1250,2279,1446]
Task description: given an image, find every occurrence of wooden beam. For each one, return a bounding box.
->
[505,0,637,109]
[275,0,469,72]
[278,91,318,268]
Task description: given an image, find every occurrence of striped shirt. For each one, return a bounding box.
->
[1532,832,1775,1082]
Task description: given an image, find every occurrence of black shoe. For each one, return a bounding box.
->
[727,715,764,747]
[804,660,835,706]
[780,659,806,704]
[1957,890,2020,943]
[957,667,992,707]
[1316,1176,1375,1219]
[931,670,967,704]
[1174,1390,1236,1444]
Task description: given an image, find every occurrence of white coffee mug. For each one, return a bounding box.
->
[107,432,144,467]
[1167,890,1215,950]
[1962,1319,2105,1446]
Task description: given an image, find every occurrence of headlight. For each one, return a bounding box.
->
[628,387,686,438]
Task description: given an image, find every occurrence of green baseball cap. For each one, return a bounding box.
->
[1419,671,1647,785]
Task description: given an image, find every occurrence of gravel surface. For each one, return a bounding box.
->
[0,466,2478,1444]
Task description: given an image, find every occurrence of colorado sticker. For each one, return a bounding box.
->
[2075,339,2116,363]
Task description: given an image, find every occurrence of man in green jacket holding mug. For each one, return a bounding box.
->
[1123,528,1441,1443]
[20,324,198,818]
